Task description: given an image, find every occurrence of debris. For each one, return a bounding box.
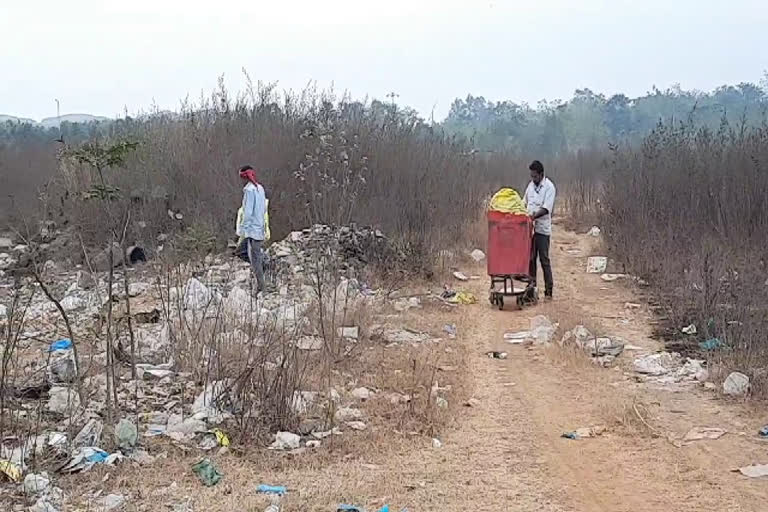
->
[48,350,77,384]
[183,278,214,309]
[166,418,208,440]
[432,438,443,449]
[48,339,72,352]
[723,371,750,396]
[23,472,51,495]
[464,398,481,407]
[561,426,605,440]
[452,271,469,281]
[296,336,324,351]
[699,338,723,351]
[346,421,367,431]
[393,297,421,312]
[338,326,360,340]
[335,407,364,423]
[213,428,230,447]
[600,273,625,282]
[47,386,80,414]
[624,302,641,310]
[73,419,104,448]
[115,418,138,450]
[443,324,457,338]
[486,351,508,359]
[734,464,768,478]
[587,226,601,237]
[351,387,372,401]
[378,328,431,344]
[257,484,287,496]
[192,458,222,487]
[0,459,22,482]
[681,324,697,335]
[470,249,486,262]
[96,493,126,511]
[60,447,113,473]
[306,440,321,448]
[759,426,768,438]
[29,497,59,512]
[530,315,556,345]
[504,331,530,344]
[586,256,607,274]
[683,427,727,441]
[270,432,301,451]
[446,291,477,305]
[435,396,448,408]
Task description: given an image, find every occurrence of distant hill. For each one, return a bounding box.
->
[0,113,110,128]
[0,114,37,125]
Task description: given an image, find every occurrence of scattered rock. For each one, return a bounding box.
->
[0,237,12,250]
[393,297,421,312]
[296,336,324,351]
[334,407,363,423]
[379,328,431,344]
[76,271,96,289]
[96,493,126,511]
[47,386,80,415]
[346,421,367,431]
[306,440,322,448]
[23,472,50,495]
[48,350,77,384]
[351,387,372,401]
[734,464,768,478]
[470,249,486,262]
[723,371,750,396]
[183,278,213,309]
[452,271,469,281]
[270,431,301,450]
[587,226,601,237]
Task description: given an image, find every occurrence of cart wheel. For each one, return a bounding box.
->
[516,295,524,309]
[498,296,504,310]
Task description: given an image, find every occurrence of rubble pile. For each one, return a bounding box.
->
[267,224,405,279]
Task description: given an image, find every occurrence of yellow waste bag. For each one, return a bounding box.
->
[0,460,22,482]
[213,428,230,447]
[448,292,477,305]
[489,188,527,215]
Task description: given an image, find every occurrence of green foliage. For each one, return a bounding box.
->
[66,140,139,170]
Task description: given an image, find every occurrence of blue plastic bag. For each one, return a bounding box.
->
[48,339,72,352]
[257,484,287,496]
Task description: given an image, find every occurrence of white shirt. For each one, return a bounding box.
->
[524,177,556,235]
[238,182,266,240]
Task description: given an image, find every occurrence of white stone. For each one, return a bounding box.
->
[432,438,443,449]
[723,371,750,396]
[346,421,367,431]
[470,249,486,262]
[334,407,363,423]
[270,431,300,450]
[183,278,213,309]
[96,493,126,511]
[453,271,469,281]
[297,336,324,351]
[351,387,372,400]
[23,473,50,495]
[60,295,85,312]
[47,386,80,414]
[587,226,601,237]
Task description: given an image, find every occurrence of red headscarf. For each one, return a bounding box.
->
[239,167,259,187]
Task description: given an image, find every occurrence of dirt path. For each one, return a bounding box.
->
[79,224,768,511]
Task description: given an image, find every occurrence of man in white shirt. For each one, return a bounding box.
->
[523,160,556,299]
[237,165,267,292]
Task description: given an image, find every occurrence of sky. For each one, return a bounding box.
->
[2,0,767,121]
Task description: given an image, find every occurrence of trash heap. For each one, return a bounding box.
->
[267,224,405,280]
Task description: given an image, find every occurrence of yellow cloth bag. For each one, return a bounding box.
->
[489,188,527,215]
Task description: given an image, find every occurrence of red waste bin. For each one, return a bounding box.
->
[487,210,533,277]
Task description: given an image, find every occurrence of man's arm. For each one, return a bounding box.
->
[532,183,555,219]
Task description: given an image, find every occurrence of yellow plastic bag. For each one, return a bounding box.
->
[213,428,230,447]
[489,188,527,215]
[0,460,22,482]
[448,292,477,305]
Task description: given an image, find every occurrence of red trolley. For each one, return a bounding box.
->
[487,210,536,310]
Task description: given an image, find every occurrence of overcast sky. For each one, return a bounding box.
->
[2,0,767,121]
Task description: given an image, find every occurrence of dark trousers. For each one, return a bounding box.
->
[529,233,553,296]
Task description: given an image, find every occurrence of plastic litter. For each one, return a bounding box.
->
[734,464,768,478]
[504,331,530,344]
[60,447,113,473]
[192,458,222,487]
[489,188,527,215]
[759,426,768,437]
[0,459,22,482]
[213,428,230,447]
[452,271,469,281]
[443,324,457,338]
[683,427,726,441]
[257,484,287,496]
[486,351,508,359]
[681,324,697,335]
[586,256,607,274]
[48,339,72,352]
[561,426,605,440]
[699,338,723,351]
[115,418,138,450]
[447,291,477,305]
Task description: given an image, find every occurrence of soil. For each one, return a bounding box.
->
[53,224,768,511]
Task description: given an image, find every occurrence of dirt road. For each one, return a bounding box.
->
[94,225,768,511]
